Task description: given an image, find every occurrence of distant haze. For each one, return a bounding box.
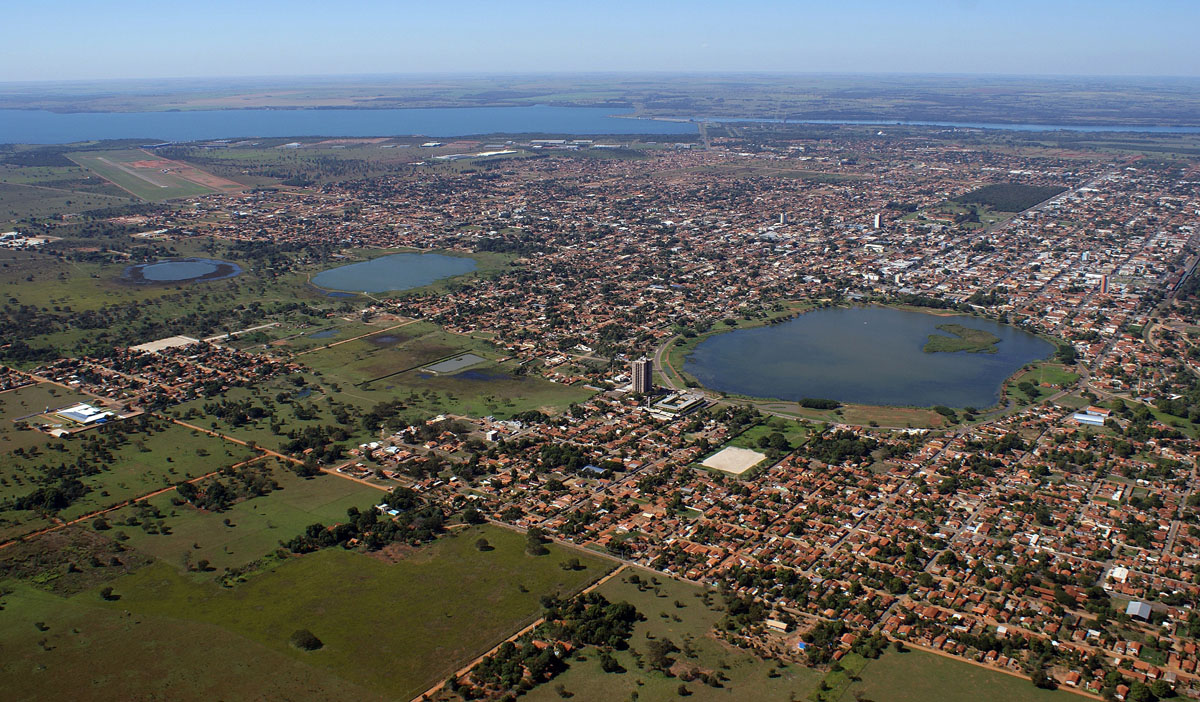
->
[3,0,1198,81]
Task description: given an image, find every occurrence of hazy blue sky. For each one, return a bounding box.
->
[4,0,1198,81]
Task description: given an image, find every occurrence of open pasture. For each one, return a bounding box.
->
[84,525,610,699]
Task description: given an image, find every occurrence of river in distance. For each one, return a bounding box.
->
[683,306,1055,409]
[0,106,697,144]
[311,253,477,294]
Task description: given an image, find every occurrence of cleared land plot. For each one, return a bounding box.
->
[843,648,1078,702]
[88,525,611,699]
[700,446,767,475]
[67,149,240,201]
[515,567,821,702]
[102,466,383,573]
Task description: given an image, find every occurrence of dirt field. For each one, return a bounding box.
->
[700,445,767,474]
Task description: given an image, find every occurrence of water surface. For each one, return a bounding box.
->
[0,106,696,144]
[122,257,241,283]
[684,307,1054,408]
[312,253,477,293]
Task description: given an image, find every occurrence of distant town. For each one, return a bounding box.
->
[2,117,1200,702]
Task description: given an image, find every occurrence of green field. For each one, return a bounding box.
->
[66,149,222,201]
[55,525,609,700]
[301,323,594,420]
[0,581,381,702]
[0,413,255,541]
[843,648,1080,702]
[0,181,132,226]
[101,465,384,574]
[728,417,809,453]
[515,567,822,702]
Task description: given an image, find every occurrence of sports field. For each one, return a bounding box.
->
[700,445,767,475]
[67,149,242,201]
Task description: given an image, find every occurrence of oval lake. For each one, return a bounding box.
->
[123,257,242,283]
[683,306,1055,409]
[312,253,478,293]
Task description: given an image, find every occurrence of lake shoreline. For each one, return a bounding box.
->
[672,302,1055,413]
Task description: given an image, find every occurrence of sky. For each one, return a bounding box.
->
[4,0,1198,82]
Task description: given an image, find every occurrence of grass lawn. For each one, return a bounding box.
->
[85,525,611,699]
[728,417,809,452]
[842,648,1080,702]
[102,465,384,574]
[517,567,822,702]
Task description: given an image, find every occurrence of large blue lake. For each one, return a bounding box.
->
[684,306,1055,408]
[0,106,696,144]
[678,116,1200,133]
[312,253,477,293]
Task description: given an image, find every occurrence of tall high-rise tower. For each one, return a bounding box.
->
[631,358,653,394]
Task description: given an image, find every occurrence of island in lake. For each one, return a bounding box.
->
[924,323,1002,354]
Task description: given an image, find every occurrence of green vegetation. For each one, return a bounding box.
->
[0,580,381,702]
[952,183,1068,213]
[0,414,255,541]
[66,149,226,201]
[4,525,610,700]
[513,568,822,702]
[99,465,383,574]
[924,324,1001,354]
[844,648,1075,702]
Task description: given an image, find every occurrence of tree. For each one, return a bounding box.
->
[475,537,492,551]
[527,527,550,556]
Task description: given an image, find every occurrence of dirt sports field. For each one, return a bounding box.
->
[67,148,243,201]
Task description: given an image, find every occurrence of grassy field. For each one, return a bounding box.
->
[301,322,594,420]
[66,149,236,201]
[516,567,822,702]
[0,414,255,541]
[80,525,610,699]
[841,648,1080,702]
[0,182,132,226]
[728,417,809,452]
[100,465,384,574]
[0,581,382,702]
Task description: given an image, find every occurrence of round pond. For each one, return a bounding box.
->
[122,258,242,284]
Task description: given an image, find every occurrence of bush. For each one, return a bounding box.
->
[289,628,323,651]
